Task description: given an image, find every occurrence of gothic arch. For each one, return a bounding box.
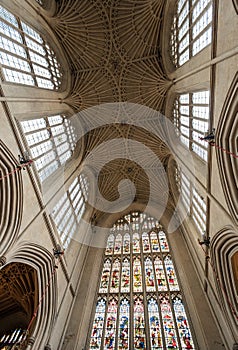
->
[211,227,238,338]
[0,141,23,256]
[0,261,38,348]
[216,72,238,224]
[6,243,58,349]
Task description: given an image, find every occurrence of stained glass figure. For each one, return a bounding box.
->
[123,233,130,254]
[121,259,130,293]
[159,231,169,252]
[160,296,178,349]
[110,259,120,293]
[173,297,194,349]
[150,231,160,252]
[134,297,146,349]
[99,259,111,294]
[114,234,122,255]
[104,299,118,349]
[118,299,130,349]
[148,298,163,350]
[144,257,156,292]
[105,234,114,255]
[154,257,168,291]
[133,258,142,292]
[164,255,179,291]
[133,233,140,253]
[90,299,106,349]
[142,232,151,253]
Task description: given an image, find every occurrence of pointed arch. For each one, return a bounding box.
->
[211,227,238,335]
[216,72,238,224]
[0,141,23,255]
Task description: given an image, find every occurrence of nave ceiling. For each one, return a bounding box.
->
[46,0,173,218]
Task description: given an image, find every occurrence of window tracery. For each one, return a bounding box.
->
[20,115,76,182]
[176,169,207,236]
[0,5,62,88]
[171,0,213,67]
[89,212,195,349]
[50,175,88,249]
[173,91,210,161]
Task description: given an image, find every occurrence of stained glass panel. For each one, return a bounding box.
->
[134,297,146,349]
[133,258,142,292]
[110,259,120,293]
[90,299,105,349]
[118,299,130,349]
[145,257,156,292]
[99,259,111,294]
[90,213,196,349]
[160,296,178,349]
[121,259,130,293]
[164,255,180,291]
[104,299,118,349]
[148,298,163,350]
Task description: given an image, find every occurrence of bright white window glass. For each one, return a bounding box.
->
[176,168,207,235]
[89,212,196,349]
[0,5,62,89]
[20,115,76,182]
[51,175,89,249]
[171,0,213,67]
[173,91,210,161]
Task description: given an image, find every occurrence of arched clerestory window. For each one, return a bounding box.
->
[175,167,207,236]
[50,174,89,249]
[88,212,196,349]
[0,4,62,89]
[173,90,210,161]
[20,115,77,182]
[170,0,213,67]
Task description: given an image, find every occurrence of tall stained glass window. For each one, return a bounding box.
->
[173,91,210,161]
[0,4,62,88]
[171,0,213,67]
[89,212,195,349]
[20,115,76,182]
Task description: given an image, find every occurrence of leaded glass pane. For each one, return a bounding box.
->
[90,213,196,349]
[170,0,213,67]
[90,299,105,349]
[20,115,76,182]
[0,5,62,89]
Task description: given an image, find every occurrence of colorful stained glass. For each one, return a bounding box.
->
[121,259,130,293]
[105,234,114,255]
[99,259,111,293]
[133,258,142,292]
[142,232,151,253]
[90,299,106,349]
[114,234,122,255]
[133,233,140,253]
[123,233,130,254]
[134,297,146,349]
[148,299,163,350]
[90,212,196,350]
[144,257,156,292]
[118,299,130,349]
[159,231,169,252]
[173,297,194,349]
[104,299,118,349]
[160,296,178,349]
[150,231,160,252]
[164,255,179,291]
[110,260,120,293]
[154,257,168,291]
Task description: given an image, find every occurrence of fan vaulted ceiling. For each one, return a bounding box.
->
[48,0,173,216]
